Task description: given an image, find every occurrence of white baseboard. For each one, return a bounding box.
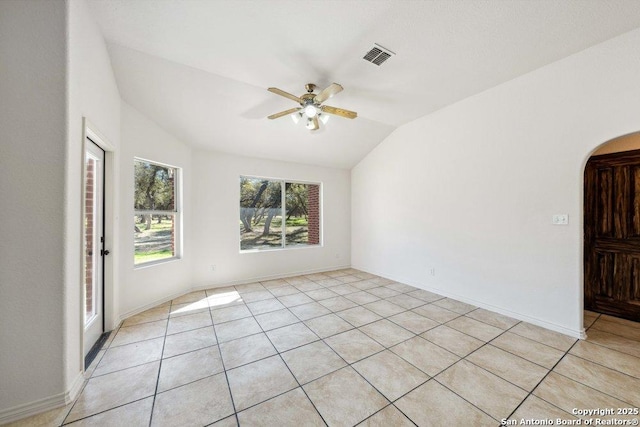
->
[119,263,585,339]
[117,288,187,326]
[66,371,85,404]
[117,264,351,325]
[353,265,586,340]
[192,264,352,291]
[0,372,84,425]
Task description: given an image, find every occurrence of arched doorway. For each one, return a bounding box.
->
[584,132,640,322]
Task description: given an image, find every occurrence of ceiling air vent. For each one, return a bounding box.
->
[363,43,395,66]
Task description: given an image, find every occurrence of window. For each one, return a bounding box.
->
[134,159,180,265]
[240,176,321,251]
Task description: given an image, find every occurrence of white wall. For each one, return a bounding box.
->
[191,151,351,288]
[352,28,640,338]
[66,0,121,395]
[0,0,122,420]
[118,102,193,316]
[0,0,68,414]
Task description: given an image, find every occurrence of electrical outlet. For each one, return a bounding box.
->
[429,268,435,276]
[335,253,341,259]
[210,265,217,271]
[552,214,569,225]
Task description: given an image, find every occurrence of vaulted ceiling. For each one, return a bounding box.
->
[87,0,640,169]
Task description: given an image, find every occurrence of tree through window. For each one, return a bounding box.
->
[134,159,181,265]
[240,177,320,251]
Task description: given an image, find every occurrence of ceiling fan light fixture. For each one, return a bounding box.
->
[267,83,357,131]
[304,105,317,117]
[305,118,315,130]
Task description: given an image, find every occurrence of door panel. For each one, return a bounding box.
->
[633,166,640,236]
[84,140,105,358]
[596,168,613,237]
[585,149,640,322]
[633,257,640,300]
[614,167,630,238]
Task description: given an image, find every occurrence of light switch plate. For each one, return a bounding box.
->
[552,214,569,225]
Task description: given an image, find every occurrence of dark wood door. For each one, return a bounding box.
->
[585,149,640,322]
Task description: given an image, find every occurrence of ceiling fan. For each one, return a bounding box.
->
[267,83,357,131]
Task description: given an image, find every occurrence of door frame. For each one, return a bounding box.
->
[582,131,640,332]
[81,118,116,370]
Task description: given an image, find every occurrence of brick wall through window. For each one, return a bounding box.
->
[308,184,320,245]
[84,160,94,319]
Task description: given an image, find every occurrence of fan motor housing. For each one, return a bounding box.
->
[301,93,316,105]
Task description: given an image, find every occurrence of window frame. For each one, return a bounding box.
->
[134,157,182,267]
[239,175,322,253]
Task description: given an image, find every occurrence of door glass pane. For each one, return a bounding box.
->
[240,177,282,250]
[84,155,97,324]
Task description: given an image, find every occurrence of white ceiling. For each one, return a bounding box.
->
[88,0,640,169]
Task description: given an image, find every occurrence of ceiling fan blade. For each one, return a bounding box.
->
[306,116,319,131]
[267,107,302,120]
[268,87,303,104]
[320,105,357,119]
[314,83,343,104]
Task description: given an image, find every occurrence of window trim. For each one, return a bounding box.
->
[134,158,182,267]
[239,175,322,253]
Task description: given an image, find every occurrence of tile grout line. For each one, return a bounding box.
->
[570,338,640,369]
[486,332,572,370]
[502,330,586,422]
[232,283,331,426]
[147,298,173,427]
[391,313,588,424]
[567,348,640,380]
[206,287,242,427]
[337,305,504,424]
[355,403,418,427]
[51,273,435,426]
[60,397,153,426]
[549,368,639,409]
[214,274,520,424]
[221,282,622,423]
[429,321,576,422]
[68,271,630,427]
[241,274,586,424]
[59,321,127,426]
[414,322,527,424]
[543,315,640,408]
[294,278,426,425]
[226,274,432,424]
[184,289,593,425]
[430,377,504,424]
[60,320,158,425]
[296,277,490,425]
[588,324,640,344]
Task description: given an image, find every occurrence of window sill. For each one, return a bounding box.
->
[134,256,181,270]
[239,244,322,254]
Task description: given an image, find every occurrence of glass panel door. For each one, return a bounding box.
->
[84,140,104,358]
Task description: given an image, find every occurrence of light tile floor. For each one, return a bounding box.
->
[7,269,640,426]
